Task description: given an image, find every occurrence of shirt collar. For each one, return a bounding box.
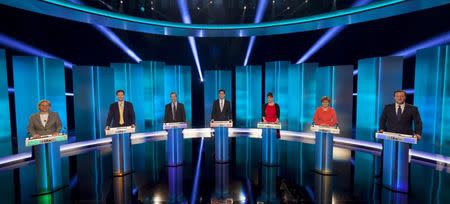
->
[395,103,405,108]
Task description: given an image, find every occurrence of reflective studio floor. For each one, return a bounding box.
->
[0,136,449,204]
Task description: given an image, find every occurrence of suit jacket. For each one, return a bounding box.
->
[164,102,186,123]
[379,103,422,135]
[106,101,136,127]
[211,99,232,121]
[262,103,280,119]
[27,112,62,136]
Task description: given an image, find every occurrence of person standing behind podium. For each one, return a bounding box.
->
[27,100,62,139]
[105,90,136,129]
[211,89,232,121]
[164,92,186,123]
[262,92,280,138]
[313,96,338,126]
[379,90,422,140]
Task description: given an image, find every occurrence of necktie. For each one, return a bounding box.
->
[397,105,402,121]
[220,100,223,112]
[119,102,124,125]
[172,103,177,121]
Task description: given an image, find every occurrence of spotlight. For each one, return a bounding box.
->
[140,6,145,12]
[244,6,247,10]
[151,7,154,10]
[209,0,213,4]
[120,0,123,4]
[273,0,276,3]
[305,0,309,3]
[197,6,200,10]
[287,6,290,10]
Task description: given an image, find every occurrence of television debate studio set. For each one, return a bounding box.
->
[0,0,450,203]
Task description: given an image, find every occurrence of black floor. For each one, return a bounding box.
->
[0,137,449,203]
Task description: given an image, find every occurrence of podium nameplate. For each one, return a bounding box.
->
[257,122,282,129]
[210,121,233,128]
[105,126,135,136]
[163,122,188,130]
[25,134,68,147]
[310,125,340,134]
[375,132,417,144]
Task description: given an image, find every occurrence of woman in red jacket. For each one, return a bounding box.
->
[262,92,281,138]
[313,96,338,126]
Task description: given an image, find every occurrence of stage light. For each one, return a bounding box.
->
[296,0,372,64]
[190,137,205,204]
[70,0,142,63]
[392,31,450,58]
[0,33,74,68]
[244,6,247,10]
[177,0,204,82]
[243,0,269,66]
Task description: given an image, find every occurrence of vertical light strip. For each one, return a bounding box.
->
[177,0,203,82]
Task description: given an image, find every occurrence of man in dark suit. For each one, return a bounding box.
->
[105,90,136,129]
[211,89,232,121]
[379,90,422,139]
[164,92,186,123]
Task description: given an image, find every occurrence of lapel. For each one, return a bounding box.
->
[46,112,52,127]
[34,114,45,129]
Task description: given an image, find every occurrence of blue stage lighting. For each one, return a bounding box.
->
[177,0,204,82]
[70,0,142,63]
[190,137,205,203]
[296,0,372,64]
[93,25,142,63]
[0,33,74,68]
[392,31,450,58]
[243,0,269,66]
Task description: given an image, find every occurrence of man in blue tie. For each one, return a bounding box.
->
[379,90,423,140]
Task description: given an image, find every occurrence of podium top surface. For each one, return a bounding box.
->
[310,125,340,134]
[25,134,68,147]
[210,120,233,128]
[257,122,282,129]
[105,126,135,136]
[163,122,188,130]
[375,132,417,144]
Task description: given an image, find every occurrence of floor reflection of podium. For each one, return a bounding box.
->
[113,174,133,204]
[314,174,332,204]
[257,166,280,203]
[211,163,233,203]
[168,166,186,204]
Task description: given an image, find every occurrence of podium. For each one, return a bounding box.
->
[25,134,67,195]
[210,120,233,163]
[105,126,135,176]
[164,122,187,166]
[376,132,417,193]
[257,122,281,166]
[311,125,340,175]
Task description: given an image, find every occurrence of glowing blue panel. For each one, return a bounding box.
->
[73,66,115,141]
[356,57,403,141]
[235,65,262,128]
[265,61,290,126]
[265,62,318,131]
[204,70,232,126]
[354,57,402,191]
[316,65,353,137]
[13,56,67,153]
[288,63,318,131]
[0,50,11,156]
[414,45,450,155]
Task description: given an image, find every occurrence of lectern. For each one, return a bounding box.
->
[257,122,281,166]
[164,122,187,166]
[210,120,233,163]
[311,124,340,175]
[105,126,135,176]
[26,134,67,194]
[376,131,417,193]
